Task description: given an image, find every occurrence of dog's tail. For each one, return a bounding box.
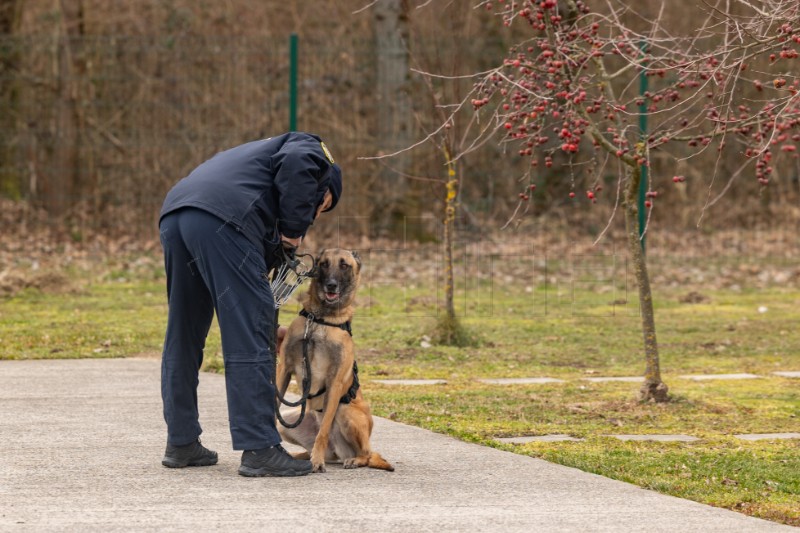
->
[368,451,394,471]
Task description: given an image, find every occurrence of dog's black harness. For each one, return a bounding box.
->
[298,308,353,337]
[276,309,359,429]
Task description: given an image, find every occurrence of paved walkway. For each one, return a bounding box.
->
[0,359,795,532]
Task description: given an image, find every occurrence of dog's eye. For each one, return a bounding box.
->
[320,260,329,269]
[340,260,350,270]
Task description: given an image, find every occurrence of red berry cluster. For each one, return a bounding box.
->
[471,0,800,204]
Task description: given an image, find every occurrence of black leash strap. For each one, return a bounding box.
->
[275,313,314,429]
[302,361,359,404]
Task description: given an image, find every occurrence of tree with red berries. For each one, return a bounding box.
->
[449,0,799,401]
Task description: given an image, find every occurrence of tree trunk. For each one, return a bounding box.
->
[443,172,457,322]
[0,0,23,197]
[623,165,669,402]
[434,152,462,346]
[44,0,84,220]
[373,0,412,234]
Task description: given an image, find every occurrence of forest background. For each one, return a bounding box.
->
[2,0,798,245]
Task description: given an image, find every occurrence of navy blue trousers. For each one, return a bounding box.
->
[159,208,280,450]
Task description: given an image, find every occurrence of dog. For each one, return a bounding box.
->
[276,248,393,473]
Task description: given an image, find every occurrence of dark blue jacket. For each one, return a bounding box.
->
[160,132,336,258]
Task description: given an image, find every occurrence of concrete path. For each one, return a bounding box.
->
[0,359,794,532]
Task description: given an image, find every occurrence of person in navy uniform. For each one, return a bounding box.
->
[158,132,342,477]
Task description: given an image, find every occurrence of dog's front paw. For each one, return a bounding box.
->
[310,448,326,473]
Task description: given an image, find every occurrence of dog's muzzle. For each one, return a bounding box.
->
[323,280,340,303]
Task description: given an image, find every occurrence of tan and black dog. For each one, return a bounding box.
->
[276,249,393,473]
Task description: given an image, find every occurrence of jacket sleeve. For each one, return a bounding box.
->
[271,142,328,239]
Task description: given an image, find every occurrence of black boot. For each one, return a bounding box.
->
[238,445,313,477]
[162,439,218,468]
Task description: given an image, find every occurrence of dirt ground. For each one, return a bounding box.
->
[2,193,799,298]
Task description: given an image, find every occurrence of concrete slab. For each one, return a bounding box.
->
[608,435,701,442]
[496,435,583,443]
[734,433,800,441]
[582,376,642,383]
[679,373,761,381]
[0,359,792,532]
[479,377,565,385]
[772,371,800,378]
[372,379,447,385]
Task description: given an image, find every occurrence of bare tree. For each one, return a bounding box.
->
[440,0,800,401]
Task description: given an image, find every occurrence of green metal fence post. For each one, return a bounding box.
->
[638,41,648,253]
[289,33,298,132]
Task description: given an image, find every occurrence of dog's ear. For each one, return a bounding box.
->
[350,250,362,273]
[311,250,325,283]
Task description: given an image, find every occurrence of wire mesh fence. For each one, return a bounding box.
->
[1,33,797,243]
[0,35,382,237]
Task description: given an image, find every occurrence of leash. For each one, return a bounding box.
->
[276,309,358,429]
[271,244,317,429]
[275,311,315,429]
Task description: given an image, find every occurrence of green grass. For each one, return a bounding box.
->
[533,439,800,522]
[0,256,798,525]
[0,260,224,362]
[0,281,168,359]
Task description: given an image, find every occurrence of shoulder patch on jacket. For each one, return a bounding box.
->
[320,142,335,164]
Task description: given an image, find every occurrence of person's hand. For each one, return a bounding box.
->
[276,326,288,354]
